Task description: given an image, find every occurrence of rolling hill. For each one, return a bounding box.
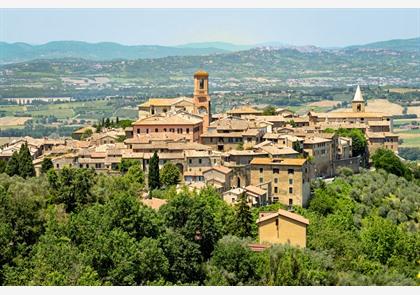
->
[347,37,420,52]
[0,37,418,64]
[0,41,228,64]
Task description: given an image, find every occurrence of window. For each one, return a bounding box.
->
[146,129,149,134]
[189,159,192,164]
[155,128,158,132]
[259,177,263,183]
[288,169,294,175]
[163,128,167,132]
[137,129,140,134]
[273,197,279,203]
[199,78,205,89]
[56,164,59,168]
[289,179,293,185]
[259,168,263,173]
[186,128,190,134]
[289,187,293,194]
[274,187,278,193]
[289,198,293,206]
[232,198,235,203]
[273,168,279,174]
[198,159,202,164]
[274,178,278,184]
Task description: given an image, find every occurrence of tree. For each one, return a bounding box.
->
[135,237,169,285]
[259,245,337,286]
[262,105,276,116]
[371,148,412,181]
[118,159,141,174]
[158,229,204,284]
[105,118,111,128]
[47,167,97,213]
[0,160,6,174]
[205,236,260,286]
[40,158,54,174]
[18,143,35,178]
[80,128,93,140]
[160,162,181,187]
[360,216,402,264]
[148,152,161,190]
[5,151,19,177]
[184,197,221,259]
[233,193,253,238]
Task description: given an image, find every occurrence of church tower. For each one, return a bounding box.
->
[352,85,365,113]
[193,70,211,130]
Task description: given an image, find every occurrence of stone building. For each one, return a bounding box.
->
[250,157,311,207]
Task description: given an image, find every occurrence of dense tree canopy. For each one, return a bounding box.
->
[371,148,413,181]
[0,164,418,286]
[160,162,181,187]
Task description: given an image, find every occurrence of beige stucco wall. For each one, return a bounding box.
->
[133,123,202,142]
[258,216,307,248]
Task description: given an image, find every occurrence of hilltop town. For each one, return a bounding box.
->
[1,71,399,201]
[0,70,403,248]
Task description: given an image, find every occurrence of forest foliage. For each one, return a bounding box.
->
[0,153,419,285]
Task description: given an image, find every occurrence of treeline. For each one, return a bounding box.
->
[94,117,134,132]
[0,125,75,138]
[0,149,418,285]
[399,147,420,161]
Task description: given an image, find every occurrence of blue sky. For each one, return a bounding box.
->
[0,9,419,46]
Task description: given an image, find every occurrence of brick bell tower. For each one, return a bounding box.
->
[193,69,211,131]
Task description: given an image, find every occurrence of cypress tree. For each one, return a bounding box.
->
[148,151,161,190]
[233,192,253,238]
[0,159,6,174]
[5,151,19,176]
[41,158,54,174]
[18,143,35,178]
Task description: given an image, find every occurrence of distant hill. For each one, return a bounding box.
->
[347,37,420,52]
[0,37,418,64]
[0,41,229,64]
[177,42,252,51]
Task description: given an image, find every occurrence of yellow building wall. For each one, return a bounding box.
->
[258,216,307,248]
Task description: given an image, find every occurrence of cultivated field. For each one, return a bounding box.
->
[407,106,420,117]
[0,116,31,127]
[307,100,342,108]
[389,88,420,94]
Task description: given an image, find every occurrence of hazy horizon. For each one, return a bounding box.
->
[0,8,419,47]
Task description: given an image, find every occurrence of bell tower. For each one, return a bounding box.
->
[352,85,365,113]
[193,70,211,130]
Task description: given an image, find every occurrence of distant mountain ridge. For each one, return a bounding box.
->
[0,41,228,64]
[346,37,420,52]
[0,37,418,64]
